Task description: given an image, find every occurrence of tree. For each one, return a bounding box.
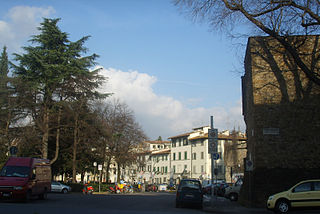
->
[0,46,10,163]
[12,18,107,163]
[95,99,147,183]
[174,0,320,85]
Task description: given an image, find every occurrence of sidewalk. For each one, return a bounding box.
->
[203,195,271,213]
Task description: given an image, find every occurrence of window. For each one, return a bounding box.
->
[315,182,320,191]
[173,153,176,161]
[200,140,204,146]
[192,152,196,160]
[172,140,176,147]
[201,165,204,173]
[193,165,196,173]
[184,151,187,160]
[293,182,312,193]
[165,166,168,174]
[157,167,159,172]
[178,139,181,147]
[179,152,181,160]
[183,138,188,146]
[201,152,204,159]
[184,165,187,170]
[173,165,176,173]
[178,180,201,190]
[153,167,156,172]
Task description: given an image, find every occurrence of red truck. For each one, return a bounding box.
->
[0,157,51,201]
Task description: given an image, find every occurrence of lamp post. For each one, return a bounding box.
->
[93,162,97,183]
[98,164,102,192]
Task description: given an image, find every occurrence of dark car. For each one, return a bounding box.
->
[176,179,203,209]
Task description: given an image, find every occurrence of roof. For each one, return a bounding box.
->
[152,149,171,155]
[144,140,170,144]
[189,133,247,141]
[168,132,193,139]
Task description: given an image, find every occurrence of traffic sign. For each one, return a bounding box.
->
[9,146,18,156]
[208,128,218,153]
[246,160,253,171]
[212,152,220,160]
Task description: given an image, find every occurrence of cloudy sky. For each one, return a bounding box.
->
[0,0,247,140]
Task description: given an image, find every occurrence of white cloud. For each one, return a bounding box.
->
[0,6,55,52]
[98,67,245,140]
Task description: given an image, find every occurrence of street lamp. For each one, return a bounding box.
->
[93,162,97,183]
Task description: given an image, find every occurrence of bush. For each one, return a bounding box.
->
[67,183,84,192]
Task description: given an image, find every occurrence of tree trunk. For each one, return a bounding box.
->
[42,105,49,159]
[50,106,62,165]
[117,163,121,183]
[106,156,112,183]
[72,114,79,183]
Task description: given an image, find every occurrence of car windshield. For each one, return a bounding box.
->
[0,166,30,178]
[179,180,201,190]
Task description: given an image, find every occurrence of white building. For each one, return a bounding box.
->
[133,141,171,185]
[168,127,246,185]
[169,126,225,185]
[74,128,246,185]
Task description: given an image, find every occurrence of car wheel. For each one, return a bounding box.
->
[39,189,47,200]
[275,200,290,214]
[229,193,238,201]
[24,190,32,202]
[62,188,68,194]
[175,201,181,208]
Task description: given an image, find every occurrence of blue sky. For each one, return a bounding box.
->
[0,0,247,140]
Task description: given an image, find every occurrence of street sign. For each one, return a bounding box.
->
[246,160,253,171]
[9,146,18,156]
[98,164,102,171]
[212,152,220,160]
[208,128,218,153]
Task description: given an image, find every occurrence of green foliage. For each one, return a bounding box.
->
[67,183,84,192]
[11,18,109,162]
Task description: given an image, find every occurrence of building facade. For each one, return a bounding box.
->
[241,35,320,206]
[169,126,246,185]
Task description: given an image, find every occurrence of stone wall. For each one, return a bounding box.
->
[241,35,320,206]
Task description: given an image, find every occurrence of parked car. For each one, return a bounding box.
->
[51,181,71,194]
[158,183,167,192]
[176,179,203,209]
[224,178,243,201]
[267,179,320,213]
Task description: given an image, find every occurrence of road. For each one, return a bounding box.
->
[0,192,201,214]
[0,192,319,214]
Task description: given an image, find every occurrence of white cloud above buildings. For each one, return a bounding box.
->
[98,67,245,140]
[0,6,55,52]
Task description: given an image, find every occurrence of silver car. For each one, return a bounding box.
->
[51,181,71,194]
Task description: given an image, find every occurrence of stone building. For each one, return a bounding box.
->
[241,35,320,206]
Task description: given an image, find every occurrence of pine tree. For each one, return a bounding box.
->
[0,46,9,165]
[12,18,108,162]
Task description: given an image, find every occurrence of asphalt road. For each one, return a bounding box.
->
[1,192,319,214]
[0,192,203,214]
